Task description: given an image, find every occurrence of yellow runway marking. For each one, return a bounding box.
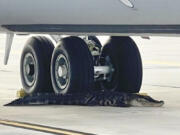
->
[144,60,180,67]
[0,120,94,135]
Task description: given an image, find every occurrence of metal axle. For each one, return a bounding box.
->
[94,66,112,80]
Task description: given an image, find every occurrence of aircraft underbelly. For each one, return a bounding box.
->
[0,0,180,35]
[0,0,179,25]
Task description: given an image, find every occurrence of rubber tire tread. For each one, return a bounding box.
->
[101,36,142,93]
[51,36,94,94]
[20,36,54,94]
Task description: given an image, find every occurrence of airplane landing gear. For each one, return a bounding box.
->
[20,36,142,95]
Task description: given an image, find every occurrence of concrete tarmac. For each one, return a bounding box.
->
[0,34,180,135]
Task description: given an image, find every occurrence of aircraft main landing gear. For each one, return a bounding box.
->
[20,36,143,95]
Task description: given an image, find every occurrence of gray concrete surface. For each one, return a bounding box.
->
[0,34,180,135]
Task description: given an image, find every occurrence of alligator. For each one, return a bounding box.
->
[5,91,164,107]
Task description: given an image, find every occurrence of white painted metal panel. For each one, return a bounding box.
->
[0,0,180,35]
[0,0,179,25]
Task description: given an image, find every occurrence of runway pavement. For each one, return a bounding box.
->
[0,34,180,135]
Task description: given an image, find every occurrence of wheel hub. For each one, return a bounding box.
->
[58,65,67,78]
[23,53,36,87]
[55,54,69,90]
[104,56,114,82]
[58,66,63,77]
[26,64,34,76]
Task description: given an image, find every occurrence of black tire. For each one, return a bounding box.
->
[20,36,54,94]
[51,36,94,94]
[101,36,142,93]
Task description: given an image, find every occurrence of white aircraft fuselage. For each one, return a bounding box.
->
[0,0,180,36]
